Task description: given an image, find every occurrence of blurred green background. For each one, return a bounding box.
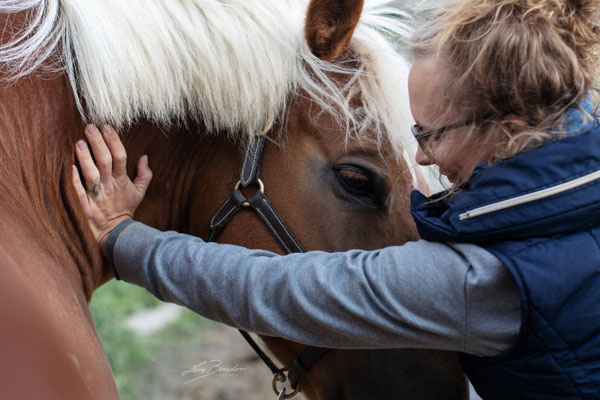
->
[90,280,278,400]
[90,280,208,400]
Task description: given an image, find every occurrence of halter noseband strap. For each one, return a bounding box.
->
[206,125,329,398]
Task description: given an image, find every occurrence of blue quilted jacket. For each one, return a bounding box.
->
[411,100,600,399]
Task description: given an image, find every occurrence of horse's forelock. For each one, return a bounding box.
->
[0,0,431,186]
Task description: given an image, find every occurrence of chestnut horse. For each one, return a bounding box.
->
[0,0,467,398]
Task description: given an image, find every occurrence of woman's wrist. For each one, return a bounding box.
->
[103,218,136,280]
[99,216,134,257]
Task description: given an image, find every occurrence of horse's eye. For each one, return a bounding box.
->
[338,168,370,191]
[333,164,387,208]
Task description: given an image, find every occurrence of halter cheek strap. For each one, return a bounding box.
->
[206,126,330,398]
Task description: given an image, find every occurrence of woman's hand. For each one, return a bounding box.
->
[73,125,153,255]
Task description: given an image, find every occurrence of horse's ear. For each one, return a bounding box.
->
[305,0,364,61]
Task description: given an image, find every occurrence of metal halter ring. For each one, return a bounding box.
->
[234,178,265,207]
[272,369,300,399]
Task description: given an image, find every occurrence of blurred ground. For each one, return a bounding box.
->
[137,321,303,400]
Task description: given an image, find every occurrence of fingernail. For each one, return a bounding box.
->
[102,125,113,135]
[86,125,97,136]
[72,165,78,176]
[77,140,87,151]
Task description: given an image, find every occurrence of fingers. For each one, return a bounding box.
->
[75,139,101,191]
[76,124,149,201]
[133,155,153,195]
[84,125,113,184]
[101,125,128,177]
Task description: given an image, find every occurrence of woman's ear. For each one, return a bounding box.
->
[305,0,364,61]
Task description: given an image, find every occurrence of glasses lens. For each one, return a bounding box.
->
[412,124,435,159]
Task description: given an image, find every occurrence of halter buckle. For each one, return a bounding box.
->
[234,178,265,207]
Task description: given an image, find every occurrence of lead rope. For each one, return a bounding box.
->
[206,124,329,398]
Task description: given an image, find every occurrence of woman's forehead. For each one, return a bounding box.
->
[409,56,461,125]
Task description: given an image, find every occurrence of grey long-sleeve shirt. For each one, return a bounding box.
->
[108,220,521,357]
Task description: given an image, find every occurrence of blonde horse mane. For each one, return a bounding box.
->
[0,0,428,184]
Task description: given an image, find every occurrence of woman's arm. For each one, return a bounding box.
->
[109,219,520,357]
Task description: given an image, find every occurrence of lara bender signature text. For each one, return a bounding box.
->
[182,359,247,384]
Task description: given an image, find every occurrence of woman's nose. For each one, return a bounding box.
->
[415,146,434,166]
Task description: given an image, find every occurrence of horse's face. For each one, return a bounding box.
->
[208,99,418,252]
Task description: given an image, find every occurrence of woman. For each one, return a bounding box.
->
[73,0,600,397]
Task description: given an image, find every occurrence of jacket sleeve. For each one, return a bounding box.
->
[108,220,520,357]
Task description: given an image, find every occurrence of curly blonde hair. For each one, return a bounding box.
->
[410,0,600,164]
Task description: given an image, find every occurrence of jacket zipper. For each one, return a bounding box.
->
[459,169,600,220]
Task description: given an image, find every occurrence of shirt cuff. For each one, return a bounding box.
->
[106,218,135,280]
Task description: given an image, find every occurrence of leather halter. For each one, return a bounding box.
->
[207,124,330,398]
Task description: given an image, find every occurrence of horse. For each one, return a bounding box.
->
[0,0,467,398]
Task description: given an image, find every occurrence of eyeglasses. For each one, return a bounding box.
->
[411,115,491,159]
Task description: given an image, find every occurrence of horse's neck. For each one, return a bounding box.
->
[0,73,107,300]
[0,73,120,398]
